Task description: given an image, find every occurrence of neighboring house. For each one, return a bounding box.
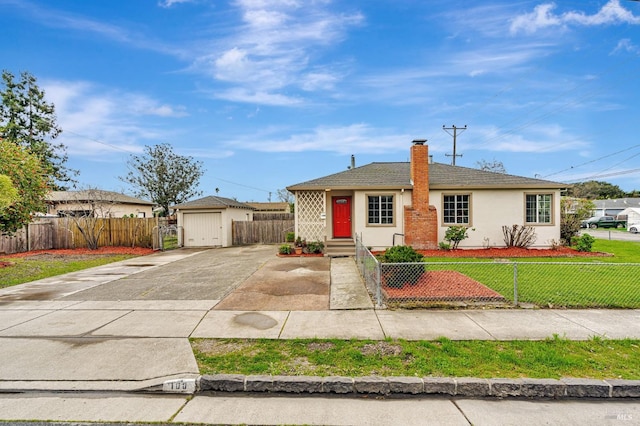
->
[592,198,640,217]
[287,141,566,252]
[173,196,255,247]
[46,190,154,218]
[247,202,290,213]
[619,207,640,227]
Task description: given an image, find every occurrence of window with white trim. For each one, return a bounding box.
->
[525,193,552,224]
[443,194,470,225]
[367,195,394,225]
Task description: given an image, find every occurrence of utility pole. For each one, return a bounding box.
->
[443,124,467,166]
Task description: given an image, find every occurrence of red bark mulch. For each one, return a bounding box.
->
[378,246,607,304]
[1,246,155,259]
[415,246,609,258]
[383,271,506,303]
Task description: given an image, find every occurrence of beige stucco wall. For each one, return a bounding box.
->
[48,202,153,218]
[320,189,410,250]
[430,188,562,248]
[298,187,561,249]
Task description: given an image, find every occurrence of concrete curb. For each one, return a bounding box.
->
[198,375,640,399]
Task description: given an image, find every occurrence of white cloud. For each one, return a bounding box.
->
[214,88,302,106]
[510,4,563,34]
[469,124,589,154]
[158,0,196,8]
[191,0,363,105]
[229,123,413,155]
[43,80,187,157]
[613,38,640,55]
[510,1,640,35]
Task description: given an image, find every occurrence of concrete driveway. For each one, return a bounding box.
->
[60,245,276,301]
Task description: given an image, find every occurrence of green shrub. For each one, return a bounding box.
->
[439,242,451,250]
[378,246,425,288]
[279,244,292,255]
[306,240,324,254]
[286,232,295,243]
[572,233,596,252]
[444,226,472,249]
[379,245,424,263]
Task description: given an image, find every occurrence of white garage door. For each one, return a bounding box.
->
[183,212,222,247]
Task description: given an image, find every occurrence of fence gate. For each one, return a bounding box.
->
[154,224,181,250]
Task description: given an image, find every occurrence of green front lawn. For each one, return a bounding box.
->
[191,336,640,380]
[0,254,137,288]
[422,239,640,308]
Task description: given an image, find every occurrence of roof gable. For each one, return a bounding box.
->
[172,195,255,210]
[47,190,154,205]
[287,162,566,191]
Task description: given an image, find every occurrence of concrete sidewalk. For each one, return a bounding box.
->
[1,393,638,425]
[0,299,638,392]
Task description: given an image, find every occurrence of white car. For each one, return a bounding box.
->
[629,223,639,234]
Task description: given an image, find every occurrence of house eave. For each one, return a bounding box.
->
[288,185,413,192]
[289,184,566,192]
[429,184,567,191]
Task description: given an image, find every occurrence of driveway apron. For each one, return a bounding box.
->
[213,256,331,311]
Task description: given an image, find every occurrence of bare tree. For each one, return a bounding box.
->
[58,189,117,250]
[476,159,506,174]
[277,188,294,213]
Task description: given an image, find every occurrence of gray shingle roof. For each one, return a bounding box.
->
[172,196,255,210]
[593,198,640,209]
[287,162,566,191]
[47,190,154,205]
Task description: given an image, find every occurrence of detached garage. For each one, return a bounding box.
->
[173,196,254,247]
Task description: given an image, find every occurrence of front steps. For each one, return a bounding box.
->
[324,239,356,257]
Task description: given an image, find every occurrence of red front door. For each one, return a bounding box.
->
[332,196,352,238]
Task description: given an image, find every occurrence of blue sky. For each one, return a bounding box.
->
[2,0,640,202]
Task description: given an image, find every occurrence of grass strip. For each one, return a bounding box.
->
[191,336,640,380]
[0,254,137,288]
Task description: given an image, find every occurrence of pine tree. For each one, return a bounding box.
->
[0,70,76,189]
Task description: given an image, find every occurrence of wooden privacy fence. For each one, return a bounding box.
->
[232,219,294,245]
[0,217,159,254]
[253,213,294,221]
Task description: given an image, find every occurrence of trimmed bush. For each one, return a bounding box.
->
[378,245,425,288]
[572,233,595,252]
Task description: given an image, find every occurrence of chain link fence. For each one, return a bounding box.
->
[355,234,381,304]
[355,236,640,309]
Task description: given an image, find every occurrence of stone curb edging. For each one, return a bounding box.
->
[198,375,640,399]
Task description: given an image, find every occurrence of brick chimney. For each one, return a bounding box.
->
[404,140,438,249]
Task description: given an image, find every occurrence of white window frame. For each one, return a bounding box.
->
[525,193,553,225]
[442,193,471,226]
[367,194,394,226]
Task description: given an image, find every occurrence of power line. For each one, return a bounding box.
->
[62,130,139,154]
[566,167,640,182]
[211,176,271,194]
[542,144,640,178]
[64,130,274,195]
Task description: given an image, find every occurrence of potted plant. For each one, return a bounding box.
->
[294,236,306,255]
